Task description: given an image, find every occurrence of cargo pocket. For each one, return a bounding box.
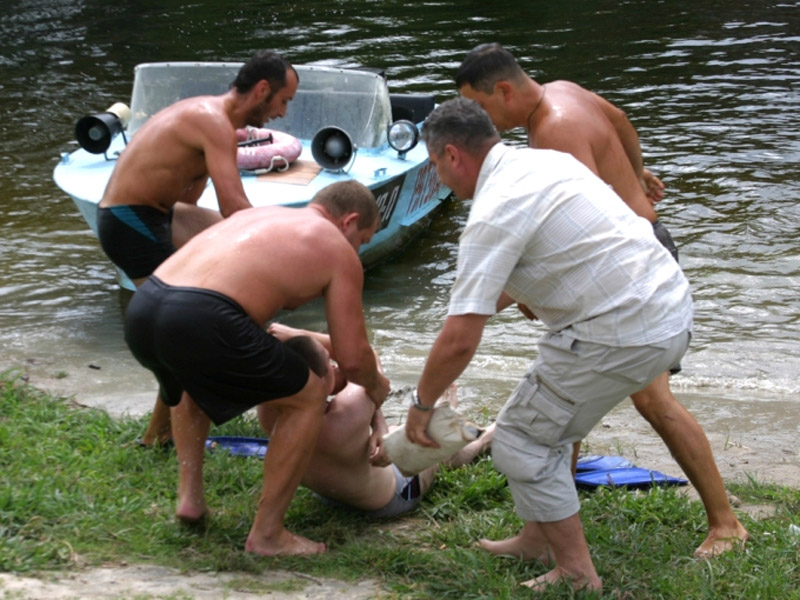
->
[526,376,578,446]
[499,373,578,448]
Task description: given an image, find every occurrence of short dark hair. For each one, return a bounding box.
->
[455,43,526,94]
[310,180,379,230]
[232,50,298,95]
[421,97,499,158]
[284,336,329,378]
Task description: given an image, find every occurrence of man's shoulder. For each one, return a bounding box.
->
[159,95,230,127]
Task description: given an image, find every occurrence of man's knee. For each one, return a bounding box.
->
[630,373,674,415]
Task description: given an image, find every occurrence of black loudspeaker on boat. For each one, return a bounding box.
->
[311,126,355,172]
[75,102,131,154]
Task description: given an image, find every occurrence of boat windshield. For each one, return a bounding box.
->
[128,62,392,148]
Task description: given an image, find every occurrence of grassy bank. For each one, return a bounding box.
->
[1,370,799,599]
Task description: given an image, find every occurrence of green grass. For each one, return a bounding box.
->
[1,369,799,598]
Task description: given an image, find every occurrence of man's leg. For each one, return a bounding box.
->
[171,203,223,248]
[479,519,552,563]
[136,205,223,448]
[443,422,495,468]
[139,392,172,447]
[172,392,212,523]
[526,514,602,591]
[245,373,328,556]
[631,372,748,557]
[297,383,400,512]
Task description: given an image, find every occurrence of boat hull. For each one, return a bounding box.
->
[54,137,449,290]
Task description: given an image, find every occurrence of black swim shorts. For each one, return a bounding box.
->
[652,219,679,263]
[652,220,683,374]
[124,276,311,425]
[97,205,176,280]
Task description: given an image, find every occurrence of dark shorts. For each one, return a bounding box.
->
[652,219,679,263]
[315,466,422,519]
[652,219,683,374]
[97,205,176,280]
[124,276,310,425]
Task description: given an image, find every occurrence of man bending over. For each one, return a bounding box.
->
[124,181,388,556]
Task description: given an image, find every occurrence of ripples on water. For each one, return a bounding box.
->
[0,1,798,415]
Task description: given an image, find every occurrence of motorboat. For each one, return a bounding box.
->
[53,61,449,290]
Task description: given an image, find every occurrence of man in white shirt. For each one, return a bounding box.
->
[454,43,747,559]
[404,98,693,592]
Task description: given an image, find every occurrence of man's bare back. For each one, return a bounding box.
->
[527,80,657,222]
[155,204,366,327]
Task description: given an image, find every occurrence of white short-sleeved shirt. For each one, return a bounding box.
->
[448,143,693,347]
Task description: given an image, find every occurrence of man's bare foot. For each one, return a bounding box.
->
[694,522,749,559]
[245,528,326,556]
[176,498,209,525]
[137,436,174,449]
[478,533,551,564]
[521,566,602,593]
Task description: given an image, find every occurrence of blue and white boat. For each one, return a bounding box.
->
[53,61,449,290]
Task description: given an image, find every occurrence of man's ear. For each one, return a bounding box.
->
[496,80,513,102]
[256,78,272,100]
[444,143,460,166]
[341,212,360,229]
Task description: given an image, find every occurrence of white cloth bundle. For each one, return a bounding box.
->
[383,402,484,476]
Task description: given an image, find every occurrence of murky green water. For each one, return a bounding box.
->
[1,0,798,425]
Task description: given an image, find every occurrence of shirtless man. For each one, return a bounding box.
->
[454,42,747,558]
[123,181,389,556]
[98,50,299,447]
[266,324,494,518]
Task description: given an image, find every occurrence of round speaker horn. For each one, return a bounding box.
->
[75,113,123,154]
[311,126,356,172]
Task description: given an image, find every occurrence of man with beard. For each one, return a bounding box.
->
[97,51,299,448]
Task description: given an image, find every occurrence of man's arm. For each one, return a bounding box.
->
[591,92,645,177]
[324,253,390,409]
[591,92,664,203]
[368,409,390,466]
[196,113,252,217]
[404,313,489,448]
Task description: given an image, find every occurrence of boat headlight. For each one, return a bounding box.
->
[387,119,419,159]
[75,102,131,156]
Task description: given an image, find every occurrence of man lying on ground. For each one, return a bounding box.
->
[266,323,494,517]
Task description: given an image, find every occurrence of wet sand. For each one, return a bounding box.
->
[16,356,799,489]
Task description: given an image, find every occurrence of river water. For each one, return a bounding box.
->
[1,1,798,452]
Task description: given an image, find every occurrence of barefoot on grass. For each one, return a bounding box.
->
[478,535,551,564]
[176,498,209,526]
[521,566,601,593]
[694,523,749,559]
[245,529,326,557]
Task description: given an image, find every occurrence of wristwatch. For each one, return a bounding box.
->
[411,388,433,412]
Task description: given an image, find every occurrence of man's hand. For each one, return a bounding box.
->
[641,168,665,205]
[404,406,439,448]
[267,322,302,342]
[368,429,391,467]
